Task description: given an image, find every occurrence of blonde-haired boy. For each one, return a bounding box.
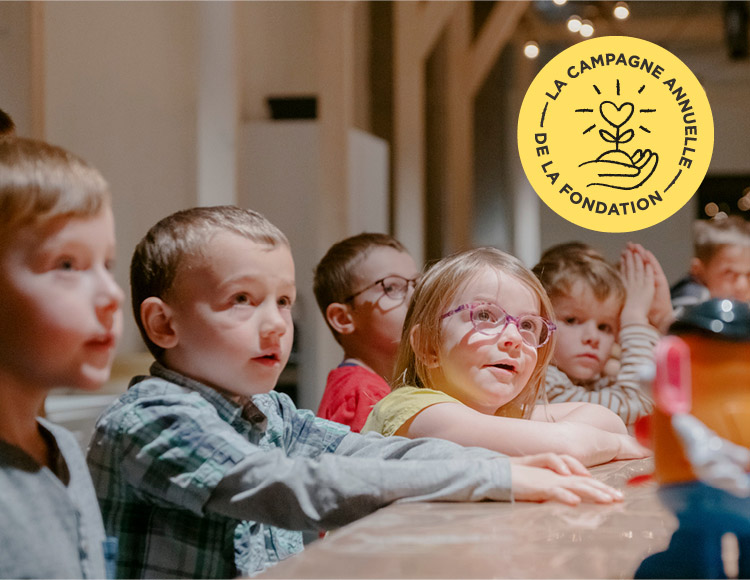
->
[533,242,666,426]
[671,215,750,310]
[0,137,123,578]
[88,206,624,579]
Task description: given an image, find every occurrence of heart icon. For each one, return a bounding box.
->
[600,101,634,128]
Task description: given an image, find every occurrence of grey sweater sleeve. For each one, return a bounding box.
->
[204,433,511,531]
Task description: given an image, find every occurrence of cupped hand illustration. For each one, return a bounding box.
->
[578,148,658,190]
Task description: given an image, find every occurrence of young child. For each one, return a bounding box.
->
[0,137,124,578]
[671,215,750,311]
[88,206,624,579]
[313,233,419,431]
[532,242,668,426]
[363,246,650,467]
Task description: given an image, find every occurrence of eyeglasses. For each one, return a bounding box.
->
[344,275,419,303]
[440,302,556,348]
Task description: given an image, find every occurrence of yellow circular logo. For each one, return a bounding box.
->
[518,36,714,233]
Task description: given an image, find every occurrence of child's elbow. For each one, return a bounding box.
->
[583,404,628,434]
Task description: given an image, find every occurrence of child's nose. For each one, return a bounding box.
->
[498,321,524,349]
[96,268,124,320]
[259,303,287,337]
[581,321,600,345]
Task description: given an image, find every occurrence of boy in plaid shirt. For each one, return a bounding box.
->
[87,206,623,579]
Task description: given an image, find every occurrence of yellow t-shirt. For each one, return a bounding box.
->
[361,386,462,437]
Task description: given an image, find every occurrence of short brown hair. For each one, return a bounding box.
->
[0,137,109,234]
[130,205,289,359]
[693,216,750,264]
[394,247,555,419]
[533,242,625,306]
[313,232,408,339]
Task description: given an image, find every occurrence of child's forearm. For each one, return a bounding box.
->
[407,403,648,467]
[535,402,627,434]
[205,447,513,530]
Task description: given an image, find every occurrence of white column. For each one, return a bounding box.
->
[197,2,238,206]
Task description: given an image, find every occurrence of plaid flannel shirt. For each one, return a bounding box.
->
[87,362,350,579]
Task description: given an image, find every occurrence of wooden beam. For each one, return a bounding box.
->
[468,0,530,97]
[528,11,724,46]
[393,2,427,264]
[443,2,473,254]
[416,0,459,61]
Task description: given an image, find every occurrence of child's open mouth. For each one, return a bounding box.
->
[487,362,516,373]
[255,353,280,366]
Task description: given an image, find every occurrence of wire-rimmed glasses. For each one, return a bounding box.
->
[344,275,419,303]
[440,302,556,348]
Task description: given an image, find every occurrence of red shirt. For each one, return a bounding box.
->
[316,364,391,432]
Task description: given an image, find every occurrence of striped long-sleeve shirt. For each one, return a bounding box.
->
[545,323,658,426]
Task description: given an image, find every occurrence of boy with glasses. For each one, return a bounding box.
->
[313,233,419,431]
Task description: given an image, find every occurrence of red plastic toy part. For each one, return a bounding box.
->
[653,336,692,417]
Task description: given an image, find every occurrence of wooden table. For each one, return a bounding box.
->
[259,458,684,579]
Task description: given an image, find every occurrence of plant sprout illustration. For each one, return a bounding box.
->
[577,80,658,191]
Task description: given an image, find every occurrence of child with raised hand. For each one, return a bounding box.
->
[363,246,649,467]
[0,137,124,578]
[88,206,624,579]
[533,241,665,427]
[313,233,419,431]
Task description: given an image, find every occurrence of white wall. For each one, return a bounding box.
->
[0,2,32,134]
[43,1,200,352]
[238,2,319,122]
[237,1,371,131]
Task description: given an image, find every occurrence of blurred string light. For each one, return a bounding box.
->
[614,2,630,20]
[523,40,540,59]
[552,0,568,5]
[580,19,595,37]
[567,15,582,33]
[705,202,719,217]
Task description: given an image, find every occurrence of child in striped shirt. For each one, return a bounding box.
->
[533,242,673,426]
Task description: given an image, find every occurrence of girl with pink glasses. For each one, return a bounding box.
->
[363,247,649,467]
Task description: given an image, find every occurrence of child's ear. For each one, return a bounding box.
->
[690,257,706,284]
[409,324,439,368]
[140,297,179,349]
[326,302,355,335]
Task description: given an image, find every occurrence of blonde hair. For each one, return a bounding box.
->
[694,216,750,264]
[130,205,289,359]
[0,137,109,232]
[532,242,626,307]
[393,247,555,419]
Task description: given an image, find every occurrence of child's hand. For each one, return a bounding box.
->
[619,245,655,327]
[626,243,675,333]
[510,464,624,505]
[510,452,590,477]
